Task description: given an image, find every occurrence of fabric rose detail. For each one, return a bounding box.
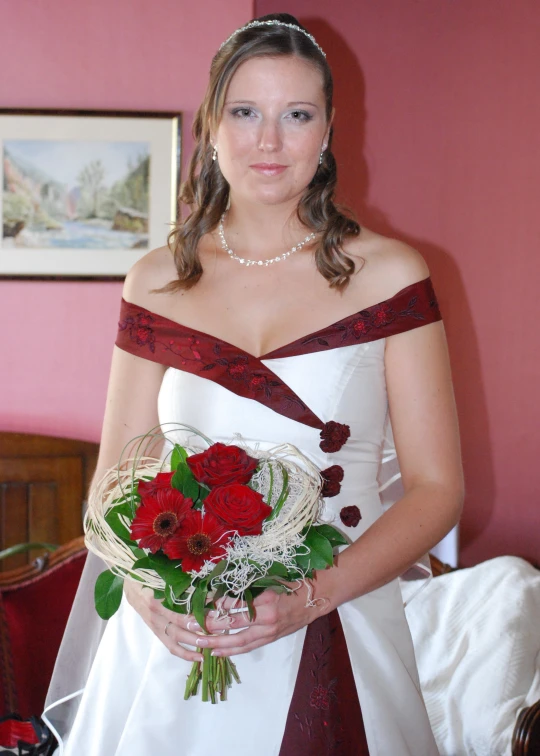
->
[204,483,272,536]
[130,488,192,553]
[351,317,372,338]
[163,511,231,572]
[187,442,259,487]
[371,302,395,327]
[321,465,344,498]
[137,471,175,498]
[310,684,330,710]
[319,421,350,453]
[227,357,249,380]
[340,505,361,528]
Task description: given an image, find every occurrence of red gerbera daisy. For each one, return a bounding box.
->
[130,488,193,553]
[163,511,231,573]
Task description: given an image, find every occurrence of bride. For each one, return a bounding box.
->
[45,12,463,755]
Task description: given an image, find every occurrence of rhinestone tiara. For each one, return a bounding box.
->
[218,20,326,59]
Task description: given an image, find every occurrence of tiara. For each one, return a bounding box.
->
[218,20,326,59]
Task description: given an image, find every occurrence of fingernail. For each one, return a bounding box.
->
[187,620,201,631]
[211,650,221,657]
[196,637,208,647]
[208,609,219,618]
[196,654,204,662]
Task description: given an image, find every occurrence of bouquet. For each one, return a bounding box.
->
[84,424,347,703]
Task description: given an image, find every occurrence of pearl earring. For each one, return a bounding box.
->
[212,145,217,161]
[319,147,326,165]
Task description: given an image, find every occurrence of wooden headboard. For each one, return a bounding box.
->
[0,433,98,571]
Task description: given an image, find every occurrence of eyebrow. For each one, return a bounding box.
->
[226,100,319,108]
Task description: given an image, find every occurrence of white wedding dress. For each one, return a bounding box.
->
[45,277,443,755]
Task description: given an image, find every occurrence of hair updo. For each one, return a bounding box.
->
[165,12,361,292]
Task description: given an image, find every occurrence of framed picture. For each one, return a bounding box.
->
[0,108,182,279]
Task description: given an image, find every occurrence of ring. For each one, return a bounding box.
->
[164,621,173,637]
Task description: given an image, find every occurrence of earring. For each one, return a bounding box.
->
[319,151,324,165]
[212,145,217,161]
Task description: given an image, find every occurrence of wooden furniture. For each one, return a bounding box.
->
[0,433,98,571]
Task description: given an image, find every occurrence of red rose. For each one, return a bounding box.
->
[319,421,350,453]
[204,483,272,536]
[340,505,361,528]
[137,471,175,498]
[187,442,259,487]
[321,465,345,497]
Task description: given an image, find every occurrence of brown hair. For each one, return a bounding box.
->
[165,12,361,292]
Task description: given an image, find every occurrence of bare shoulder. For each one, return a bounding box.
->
[342,226,430,306]
[122,244,178,309]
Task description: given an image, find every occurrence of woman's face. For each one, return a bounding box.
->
[214,54,332,207]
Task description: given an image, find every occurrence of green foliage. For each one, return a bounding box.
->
[95,571,124,619]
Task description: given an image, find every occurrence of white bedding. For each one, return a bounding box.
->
[402,556,540,756]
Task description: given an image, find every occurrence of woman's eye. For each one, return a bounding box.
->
[231,108,255,119]
[289,110,312,122]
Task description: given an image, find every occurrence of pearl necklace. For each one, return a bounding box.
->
[218,212,316,267]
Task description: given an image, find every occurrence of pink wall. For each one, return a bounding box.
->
[2,2,539,566]
[256,0,540,566]
[0,0,252,440]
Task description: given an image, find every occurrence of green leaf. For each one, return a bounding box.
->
[171,445,188,471]
[312,524,349,548]
[267,561,289,578]
[304,528,334,570]
[191,579,209,629]
[171,462,191,492]
[206,559,227,582]
[132,557,153,570]
[295,551,312,572]
[183,477,200,502]
[153,589,166,600]
[105,508,132,542]
[146,553,191,594]
[245,588,255,621]
[95,571,124,619]
[251,577,290,592]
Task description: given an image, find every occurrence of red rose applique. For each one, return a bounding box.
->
[187,442,259,487]
[204,483,272,536]
[321,465,344,497]
[320,422,350,453]
[340,505,361,528]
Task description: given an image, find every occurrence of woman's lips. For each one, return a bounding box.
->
[250,164,287,176]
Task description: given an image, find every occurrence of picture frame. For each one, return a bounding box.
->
[0,108,182,280]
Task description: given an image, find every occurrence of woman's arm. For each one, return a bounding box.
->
[90,253,208,662]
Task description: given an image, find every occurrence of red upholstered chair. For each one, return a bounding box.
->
[0,538,87,719]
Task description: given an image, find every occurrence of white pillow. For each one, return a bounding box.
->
[402,556,540,756]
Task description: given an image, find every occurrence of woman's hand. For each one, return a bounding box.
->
[198,581,327,658]
[123,578,209,663]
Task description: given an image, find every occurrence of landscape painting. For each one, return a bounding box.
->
[3,139,150,250]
